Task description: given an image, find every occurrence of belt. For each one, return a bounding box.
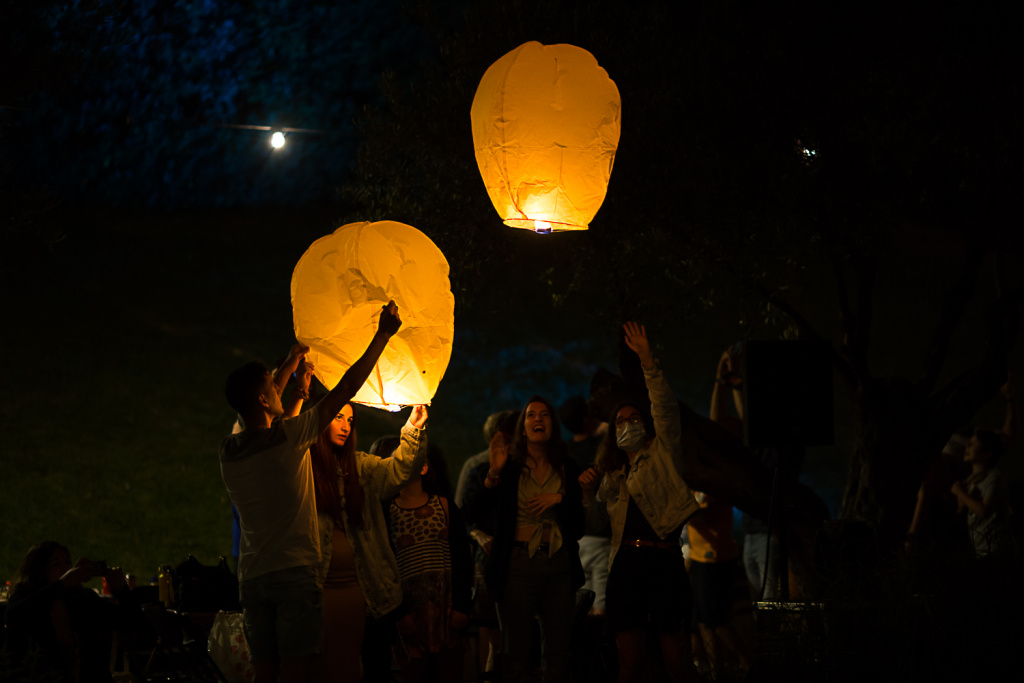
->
[627,539,678,551]
[513,541,550,551]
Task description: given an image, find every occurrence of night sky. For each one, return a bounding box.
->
[2,0,1022,630]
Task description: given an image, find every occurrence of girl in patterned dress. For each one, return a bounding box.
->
[387,445,474,683]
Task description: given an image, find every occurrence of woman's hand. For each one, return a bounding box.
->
[487,431,509,480]
[525,493,562,517]
[407,405,428,429]
[578,467,599,496]
[623,322,654,368]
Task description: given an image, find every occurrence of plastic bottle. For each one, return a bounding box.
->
[158,566,175,608]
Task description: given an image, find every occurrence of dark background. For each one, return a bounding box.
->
[2,0,1021,589]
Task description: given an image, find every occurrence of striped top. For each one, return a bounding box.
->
[389,494,452,580]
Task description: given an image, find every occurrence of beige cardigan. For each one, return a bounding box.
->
[597,363,700,571]
[317,423,427,618]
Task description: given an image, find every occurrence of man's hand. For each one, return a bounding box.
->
[296,359,314,387]
[578,467,599,495]
[487,432,509,483]
[60,558,99,588]
[525,493,562,517]
[377,301,402,338]
[623,322,654,368]
[407,405,428,430]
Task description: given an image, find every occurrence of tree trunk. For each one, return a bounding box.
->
[840,378,934,552]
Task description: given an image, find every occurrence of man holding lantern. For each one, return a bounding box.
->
[220,302,403,683]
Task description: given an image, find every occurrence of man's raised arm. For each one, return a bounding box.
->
[315,301,402,429]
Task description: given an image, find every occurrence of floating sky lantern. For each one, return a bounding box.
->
[291,221,455,411]
[471,41,621,233]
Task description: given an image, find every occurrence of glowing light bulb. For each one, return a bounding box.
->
[270,131,286,149]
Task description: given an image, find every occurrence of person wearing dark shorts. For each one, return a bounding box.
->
[688,561,733,627]
[583,323,702,683]
[605,511,692,636]
[687,491,751,677]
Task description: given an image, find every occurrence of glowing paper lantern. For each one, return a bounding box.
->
[471,41,621,233]
[291,221,454,411]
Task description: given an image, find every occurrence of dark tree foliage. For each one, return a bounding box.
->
[342,0,1024,550]
[3,0,429,209]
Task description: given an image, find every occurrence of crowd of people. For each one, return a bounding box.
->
[3,301,1017,683]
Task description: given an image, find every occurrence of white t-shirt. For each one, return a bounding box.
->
[220,409,321,582]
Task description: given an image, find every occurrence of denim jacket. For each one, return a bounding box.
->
[598,362,699,570]
[317,424,427,618]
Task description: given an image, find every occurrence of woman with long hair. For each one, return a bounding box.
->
[464,395,585,683]
[310,402,428,681]
[587,322,701,683]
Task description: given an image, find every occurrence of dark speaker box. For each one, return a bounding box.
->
[741,340,834,447]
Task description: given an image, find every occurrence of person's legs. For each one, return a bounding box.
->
[700,559,750,672]
[472,558,502,677]
[279,655,314,683]
[434,644,466,683]
[362,614,395,683]
[536,548,575,683]
[479,625,501,676]
[648,551,696,683]
[614,630,645,683]
[606,550,651,683]
[497,547,543,683]
[660,631,697,683]
[319,529,366,682]
[698,623,721,676]
[711,623,751,669]
[399,655,430,683]
[241,573,278,682]
[254,657,280,683]
[743,532,780,601]
[242,566,323,683]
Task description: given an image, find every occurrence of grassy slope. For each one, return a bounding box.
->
[0,207,620,583]
[7,206,1010,586]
